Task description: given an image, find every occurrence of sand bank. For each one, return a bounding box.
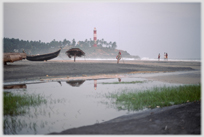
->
[4,60,201,84]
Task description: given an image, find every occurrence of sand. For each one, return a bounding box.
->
[3,60,201,84]
[146,70,201,84]
[50,101,201,134]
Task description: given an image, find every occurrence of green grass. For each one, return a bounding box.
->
[102,81,145,84]
[4,92,47,116]
[106,84,201,111]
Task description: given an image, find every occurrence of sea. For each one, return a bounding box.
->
[139,57,201,62]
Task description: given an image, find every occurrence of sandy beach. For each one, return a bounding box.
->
[4,59,201,84]
[3,59,201,134]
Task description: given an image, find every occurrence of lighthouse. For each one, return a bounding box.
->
[93,27,97,47]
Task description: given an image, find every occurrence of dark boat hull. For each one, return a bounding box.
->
[26,49,61,61]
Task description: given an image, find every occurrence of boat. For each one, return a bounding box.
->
[26,48,61,61]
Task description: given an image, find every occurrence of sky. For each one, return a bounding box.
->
[3,1,201,59]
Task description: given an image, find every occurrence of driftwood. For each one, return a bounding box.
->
[4,52,27,65]
[65,48,85,62]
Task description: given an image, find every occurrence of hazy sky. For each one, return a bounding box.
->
[3,2,201,59]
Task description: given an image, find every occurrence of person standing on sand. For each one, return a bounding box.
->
[164,52,166,59]
[158,53,160,60]
[116,51,121,64]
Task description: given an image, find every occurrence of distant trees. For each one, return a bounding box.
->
[62,39,67,46]
[72,39,76,46]
[4,38,52,54]
[3,37,118,54]
[112,42,117,49]
[75,39,117,49]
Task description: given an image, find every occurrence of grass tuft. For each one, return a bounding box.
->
[106,84,201,111]
[4,92,47,116]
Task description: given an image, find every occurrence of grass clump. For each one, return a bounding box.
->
[4,92,47,116]
[107,84,201,111]
[102,81,145,84]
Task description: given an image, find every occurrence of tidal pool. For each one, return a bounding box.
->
[3,77,182,134]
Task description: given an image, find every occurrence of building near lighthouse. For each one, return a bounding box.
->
[93,27,97,47]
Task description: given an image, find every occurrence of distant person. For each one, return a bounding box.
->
[164,52,166,59]
[166,53,168,60]
[116,51,121,64]
[158,53,160,60]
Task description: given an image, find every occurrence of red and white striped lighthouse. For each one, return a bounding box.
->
[93,27,97,47]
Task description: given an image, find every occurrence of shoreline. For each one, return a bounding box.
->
[4,60,201,84]
[3,70,201,86]
[50,101,200,134]
[54,55,201,62]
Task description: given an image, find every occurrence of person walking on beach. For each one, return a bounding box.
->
[164,52,168,60]
[158,53,160,60]
[164,52,166,59]
[116,51,121,64]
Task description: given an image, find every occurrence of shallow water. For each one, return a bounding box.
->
[3,77,182,134]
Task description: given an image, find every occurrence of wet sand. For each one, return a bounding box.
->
[3,59,201,134]
[50,101,200,134]
[145,70,201,84]
[4,60,200,83]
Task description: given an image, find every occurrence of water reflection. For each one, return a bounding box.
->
[3,77,182,134]
[66,80,85,87]
[4,84,27,89]
[94,79,97,90]
[57,81,62,86]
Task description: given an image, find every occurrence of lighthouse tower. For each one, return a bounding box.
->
[93,27,97,47]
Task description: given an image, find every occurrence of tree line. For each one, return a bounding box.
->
[3,38,117,55]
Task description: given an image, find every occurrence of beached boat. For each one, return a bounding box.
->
[26,48,61,61]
